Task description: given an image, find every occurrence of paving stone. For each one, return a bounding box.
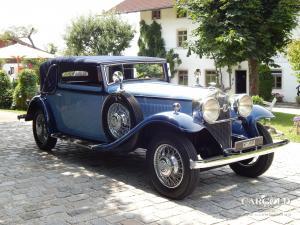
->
[0,121,299,225]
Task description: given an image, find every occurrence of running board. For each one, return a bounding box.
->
[51,133,101,149]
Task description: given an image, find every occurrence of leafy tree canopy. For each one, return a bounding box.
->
[177,0,300,94]
[287,39,300,82]
[64,13,134,56]
[138,20,166,57]
[138,20,181,77]
[0,26,37,47]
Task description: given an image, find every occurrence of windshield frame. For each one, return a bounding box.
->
[103,62,169,86]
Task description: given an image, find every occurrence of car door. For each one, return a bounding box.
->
[47,62,107,142]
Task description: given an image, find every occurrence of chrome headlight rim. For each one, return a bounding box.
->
[201,97,220,124]
[237,94,253,117]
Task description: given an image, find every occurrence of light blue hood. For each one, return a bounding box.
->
[109,81,214,101]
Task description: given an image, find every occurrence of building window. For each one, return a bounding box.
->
[205,70,219,86]
[178,70,188,86]
[177,9,187,18]
[152,10,161,20]
[271,69,282,89]
[177,30,187,47]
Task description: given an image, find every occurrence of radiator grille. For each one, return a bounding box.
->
[206,95,232,149]
[206,121,232,149]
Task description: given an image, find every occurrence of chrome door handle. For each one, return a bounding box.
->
[56,93,62,97]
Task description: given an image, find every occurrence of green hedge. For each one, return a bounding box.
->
[259,64,274,101]
[252,95,264,105]
[13,69,38,110]
[0,70,12,108]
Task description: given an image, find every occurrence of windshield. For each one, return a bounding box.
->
[106,63,166,83]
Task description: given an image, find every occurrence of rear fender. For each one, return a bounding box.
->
[25,96,57,133]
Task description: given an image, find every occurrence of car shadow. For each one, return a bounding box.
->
[38,140,299,221]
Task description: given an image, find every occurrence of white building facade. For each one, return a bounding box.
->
[115,1,300,102]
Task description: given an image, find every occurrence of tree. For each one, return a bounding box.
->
[0,70,12,109]
[13,69,38,110]
[47,43,58,55]
[177,0,300,95]
[258,64,274,101]
[138,20,166,57]
[287,39,300,82]
[166,49,182,77]
[64,13,134,55]
[0,26,37,47]
[138,20,181,77]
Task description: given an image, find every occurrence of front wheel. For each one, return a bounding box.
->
[33,110,57,151]
[229,123,274,178]
[146,131,199,199]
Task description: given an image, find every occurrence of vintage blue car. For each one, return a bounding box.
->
[23,56,288,199]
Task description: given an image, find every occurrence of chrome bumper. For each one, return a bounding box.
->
[190,139,289,170]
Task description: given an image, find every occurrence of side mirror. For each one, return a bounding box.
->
[112,71,124,90]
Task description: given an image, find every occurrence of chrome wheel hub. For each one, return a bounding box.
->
[107,103,131,139]
[154,144,184,189]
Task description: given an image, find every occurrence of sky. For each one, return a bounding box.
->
[0,0,139,54]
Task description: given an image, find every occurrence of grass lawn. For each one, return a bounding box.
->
[0,108,26,114]
[269,112,300,143]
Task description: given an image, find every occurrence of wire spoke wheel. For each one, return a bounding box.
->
[107,103,131,139]
[153,144,184,189]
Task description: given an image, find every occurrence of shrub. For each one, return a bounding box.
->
[296,96,300,105]
[252,95,264,105]
[259,64,274,101]
[0,70,12,108]
[13,69,38,110]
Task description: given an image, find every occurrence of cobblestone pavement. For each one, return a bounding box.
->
[0,121,299,225]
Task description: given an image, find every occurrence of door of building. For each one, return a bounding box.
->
[235,70,247,94]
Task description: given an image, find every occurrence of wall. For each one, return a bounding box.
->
[137,8,299,102]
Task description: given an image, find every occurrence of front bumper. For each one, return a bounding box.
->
[190,138,289,170]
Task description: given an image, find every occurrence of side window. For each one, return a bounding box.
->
[205,70,219,86]
[62,71,89,78]
[60,64,101,86]
[178,70,188,86]
[271,69,282,89]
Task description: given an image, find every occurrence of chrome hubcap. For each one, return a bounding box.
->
[107,103,131,139]
[36,114,47,143]
[154,144,184,188]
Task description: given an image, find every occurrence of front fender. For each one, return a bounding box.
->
[246,105,274,137]
[91,111,205,151]
[25,96,57,133]
[233,105,274,138]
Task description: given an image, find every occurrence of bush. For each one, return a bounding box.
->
[0,70,12,108]
[296,96,300,105]
[259,64,274,101]
[252,95,264,105]
[13,69,38,110]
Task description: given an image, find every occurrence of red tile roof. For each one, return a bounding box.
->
[112,0,174,13]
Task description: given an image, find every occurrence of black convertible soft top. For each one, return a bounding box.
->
[40,56,166,92]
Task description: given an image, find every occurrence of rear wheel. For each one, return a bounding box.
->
[146,131,199,199]
[33,110,57,151]
[229,123,274,178]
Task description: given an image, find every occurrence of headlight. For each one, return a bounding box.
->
[237,94,253,117]
[202,97,220,123]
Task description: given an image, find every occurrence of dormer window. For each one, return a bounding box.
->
[152,10,161,20]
